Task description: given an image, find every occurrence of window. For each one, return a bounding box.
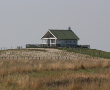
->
[51,39,55,43]
[70,41,71,43]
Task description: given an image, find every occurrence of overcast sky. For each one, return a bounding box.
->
[0,0,110,51]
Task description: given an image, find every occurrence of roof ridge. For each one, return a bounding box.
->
[49,29,69,30]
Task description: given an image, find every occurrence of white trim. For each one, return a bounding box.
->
[41,30,57,39]
[50,43,56,44]
[48,30,57,39]
[42,43,48,44]
[55,39,56,46]
[41,30,48,39]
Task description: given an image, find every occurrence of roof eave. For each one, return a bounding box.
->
[40,30,48,39]
[41,30,57,39]
[48,30,57,39]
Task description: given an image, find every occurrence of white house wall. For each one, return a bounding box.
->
[56,39,77,46]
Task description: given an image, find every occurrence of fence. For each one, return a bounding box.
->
[26,44,42,48]
[0,56,102,60]
[60,47,110,59]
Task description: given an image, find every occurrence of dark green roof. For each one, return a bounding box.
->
[49,29,79,40]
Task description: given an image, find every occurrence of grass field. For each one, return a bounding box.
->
[58,47,110,59]
[0,58,110,90]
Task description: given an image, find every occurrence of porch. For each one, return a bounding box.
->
[42,39,57,47]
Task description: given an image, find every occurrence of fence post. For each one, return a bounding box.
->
[93,51,94,56]
[102,52,103,57]
[39,57,40,60]
[89,50,90,55]
[69,57,70,60]
[99,52,100,56]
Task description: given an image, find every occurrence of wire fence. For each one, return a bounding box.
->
[59,47,110,59]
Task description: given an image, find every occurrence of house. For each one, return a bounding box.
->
[41,27,79,47]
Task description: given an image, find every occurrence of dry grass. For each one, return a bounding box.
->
[0,59,110,90]
[0,48,101,60]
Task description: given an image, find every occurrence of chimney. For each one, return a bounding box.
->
[68,27,71,30]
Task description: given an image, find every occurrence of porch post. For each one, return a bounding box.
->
[47,39,49,47]
[50,39,51,47]
[55,39,56,47]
